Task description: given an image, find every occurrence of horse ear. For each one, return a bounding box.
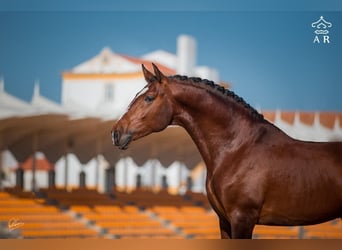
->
[152,63,166,83]
[142,64,155,83]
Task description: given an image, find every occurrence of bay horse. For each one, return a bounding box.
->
[111,63,342,239]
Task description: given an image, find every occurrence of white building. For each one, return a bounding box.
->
[61,35,219,119]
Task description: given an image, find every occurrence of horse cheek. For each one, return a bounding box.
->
[155,104,172,131]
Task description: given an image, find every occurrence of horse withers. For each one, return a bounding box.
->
[111,63,342,239]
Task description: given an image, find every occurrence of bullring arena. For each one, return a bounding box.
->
[1,37,341,239]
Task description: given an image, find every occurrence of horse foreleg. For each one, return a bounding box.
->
[230,210,257,239]
[219,217,232,239]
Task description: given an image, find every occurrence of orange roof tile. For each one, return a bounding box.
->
[319,112,336,129]
[14,157,55,171]
[299,112,315,126]
[120,54,176,76]
[280,112,295,124]
[262,111,275,123]
[261,111,342,129]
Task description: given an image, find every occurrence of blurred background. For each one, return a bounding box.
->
[0,1,341,239]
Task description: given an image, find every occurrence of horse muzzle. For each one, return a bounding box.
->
[111,130,133,150]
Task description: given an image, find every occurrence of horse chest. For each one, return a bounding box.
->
[206,173,245,219]
[206,164,267,222]
[206,178,227,219]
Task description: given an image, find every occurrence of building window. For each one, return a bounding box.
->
[104,84,114,103]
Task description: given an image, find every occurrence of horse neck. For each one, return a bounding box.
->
[169,82,267,173]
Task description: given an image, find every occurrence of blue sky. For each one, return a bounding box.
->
[0,1,341,111]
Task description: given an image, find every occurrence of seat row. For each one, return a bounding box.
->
[0,191,99,239]
[1,189,341,239]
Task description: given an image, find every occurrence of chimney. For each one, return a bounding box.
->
[177,35,197,75]
[0,76,4,92]
[33,79,40,98]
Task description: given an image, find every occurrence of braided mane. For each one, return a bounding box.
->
[168,75,264,121]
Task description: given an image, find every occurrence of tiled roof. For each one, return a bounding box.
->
[299,112,315,126]
[65,47,176,76]
[121,54,176,75]
[262,111,342,129]
[262,111,275,123]
[319,112,342,129]
[13,157,55,171]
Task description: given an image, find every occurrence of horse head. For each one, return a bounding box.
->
[111,64,174,149]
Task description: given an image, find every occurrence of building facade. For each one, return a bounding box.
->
[61,35,219,119]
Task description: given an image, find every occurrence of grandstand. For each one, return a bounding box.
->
[1,188,341,239]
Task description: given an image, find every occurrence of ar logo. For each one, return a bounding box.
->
[311,16,332,44]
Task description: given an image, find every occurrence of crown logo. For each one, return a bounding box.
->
[312,16,332,44]
[311,16,332,35]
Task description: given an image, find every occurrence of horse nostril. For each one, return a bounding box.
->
[112,130,120,146]
[115,131,119,145]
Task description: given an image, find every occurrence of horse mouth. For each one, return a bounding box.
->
[119,135,132,150]
[112,131,132,150]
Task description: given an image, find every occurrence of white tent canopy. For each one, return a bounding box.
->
[0,79,35,119]
[1,115,201,168]
[0,80,202,169]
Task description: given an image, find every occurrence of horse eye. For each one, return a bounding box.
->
[144,95,154,103]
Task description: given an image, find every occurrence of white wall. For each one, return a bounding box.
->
[62,78,146,118]
[55,154,107,191]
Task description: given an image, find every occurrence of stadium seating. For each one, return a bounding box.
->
[0,190,99,239]
[114,189,194,208]
[1,188,341,239]
[149,205,220,238]
[70,203,178,238]
[253,225,300,239]
[303,220,342,239]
